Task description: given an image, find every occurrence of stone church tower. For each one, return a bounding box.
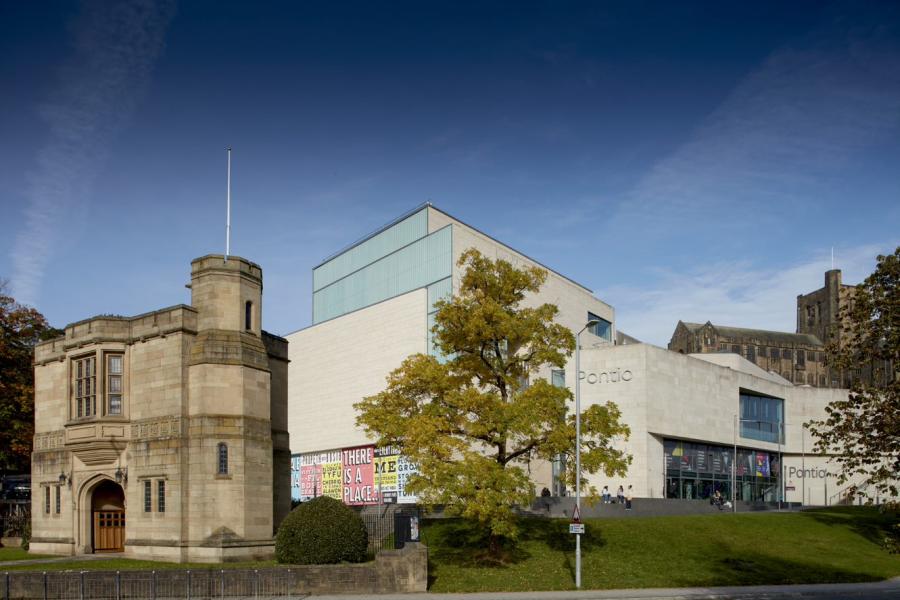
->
[30,255,290,562]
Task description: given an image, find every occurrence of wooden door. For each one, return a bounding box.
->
[93,510,125,552]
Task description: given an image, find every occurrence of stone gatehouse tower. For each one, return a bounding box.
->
[30,255,290,562]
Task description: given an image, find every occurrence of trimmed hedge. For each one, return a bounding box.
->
[275,496,368,564]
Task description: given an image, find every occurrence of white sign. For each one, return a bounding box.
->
[569,523,585,534]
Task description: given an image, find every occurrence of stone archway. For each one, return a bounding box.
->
[91,479,125,552]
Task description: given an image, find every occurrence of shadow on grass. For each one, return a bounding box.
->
[706,542,885,587]
[423,517,607,588]
[798,506,897,548]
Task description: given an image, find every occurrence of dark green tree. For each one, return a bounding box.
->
[0,282,61,472]
[809,247,900,501]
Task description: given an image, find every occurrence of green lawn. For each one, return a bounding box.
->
[422,507,900,592]
[0,547,51,562]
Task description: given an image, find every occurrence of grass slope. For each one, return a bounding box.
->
[0,548,50,562]
[422,507,900,592]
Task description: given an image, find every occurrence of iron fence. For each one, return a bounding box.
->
[355,505,420,552]
[3,569,307,600]
[0,514,28,538]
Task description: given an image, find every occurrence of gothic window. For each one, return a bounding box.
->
[73,355,96,418]
[144,480,152,512]
[106,354,124,415]
[245,301,253,331]
[158,480,166,513]
[218,443,228,475]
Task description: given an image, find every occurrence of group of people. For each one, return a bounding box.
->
[711,489,733,510]
[601,485,634,510]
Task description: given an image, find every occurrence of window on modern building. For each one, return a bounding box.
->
[158,480,165,513]
[55,485,61,514]
[587,313,612,342]
[217,443,228,475]
[245,301,252,331]
[746,345,756,362]
[144,480,152,512]
[797,351,805,368]
[739,392,784,443]
[770,348,780,360]
[44,486,50,514]
[550,369,565,388]
[73,355,96,418]
[106,354,123,415]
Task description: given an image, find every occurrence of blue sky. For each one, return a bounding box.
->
[2,0,898,346]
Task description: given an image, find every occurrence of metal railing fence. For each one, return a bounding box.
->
[355,505,420,552]
[3,569,306,600]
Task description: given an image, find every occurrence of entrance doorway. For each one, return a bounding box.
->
[91,480,125,553]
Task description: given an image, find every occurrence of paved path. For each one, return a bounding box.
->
[310,578,900,600]
[0,554,112,568]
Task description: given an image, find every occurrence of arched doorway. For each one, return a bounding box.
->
[91,480,125,552]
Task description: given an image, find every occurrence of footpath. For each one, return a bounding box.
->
[309,578,900,600]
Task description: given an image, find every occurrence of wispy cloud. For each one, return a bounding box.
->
[608,8,900,236]
[604,242,896,347]
[11,0,176,305]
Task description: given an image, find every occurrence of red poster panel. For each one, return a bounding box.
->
[299,463,322,498]
[342,445,377,505]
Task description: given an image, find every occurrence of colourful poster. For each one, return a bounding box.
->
[296,450,342,501]
[293,445,418,505]
[374,446,400,502]
[396,455,418,503]
[755,453,770,477]
[290,455,302,500]
[342,445,377,505]
[374,446,419,504]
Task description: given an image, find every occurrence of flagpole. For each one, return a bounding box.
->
[226,147,232,262]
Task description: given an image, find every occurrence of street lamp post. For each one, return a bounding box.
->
[574,319,598,590]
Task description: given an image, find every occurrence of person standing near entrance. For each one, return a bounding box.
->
[625,485,633,510]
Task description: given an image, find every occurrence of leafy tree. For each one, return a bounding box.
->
[809,247,899,502]
[0,282,61,472]
[355,249,630,550]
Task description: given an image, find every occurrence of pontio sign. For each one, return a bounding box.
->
[579,368,633,384]
[787,466,832,479]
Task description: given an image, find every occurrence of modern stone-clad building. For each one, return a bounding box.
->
[668,321,829,387]
[286,203,616,500]
[284,205,897,508]
[30,255,290,562]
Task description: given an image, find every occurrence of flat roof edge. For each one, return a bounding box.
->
[314,202,431,269]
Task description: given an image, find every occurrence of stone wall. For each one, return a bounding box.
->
[2,544,428,598]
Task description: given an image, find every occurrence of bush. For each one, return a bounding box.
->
[275,496,368,564]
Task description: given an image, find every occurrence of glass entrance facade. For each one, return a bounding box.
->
[664,439,781,502]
